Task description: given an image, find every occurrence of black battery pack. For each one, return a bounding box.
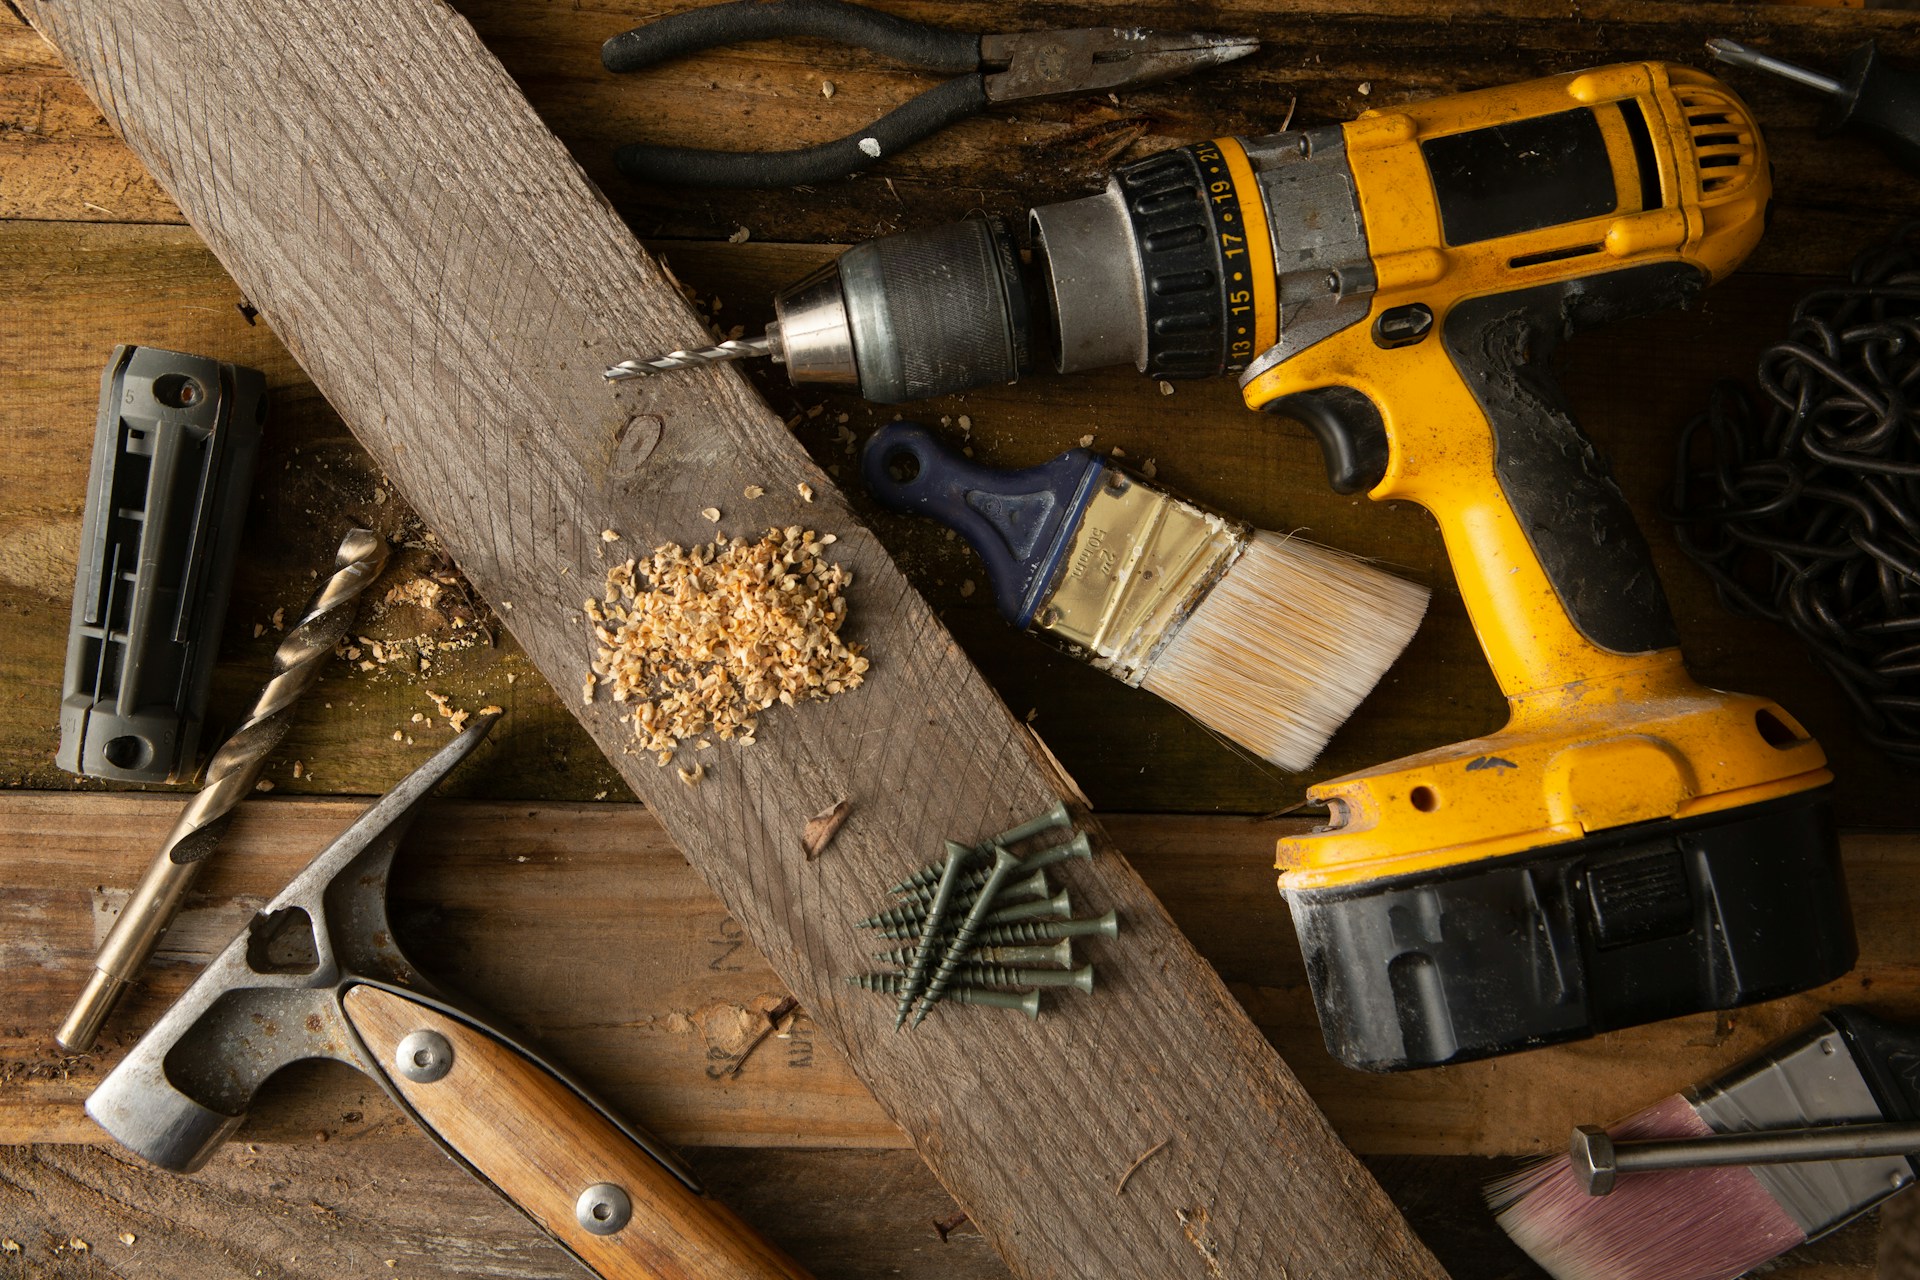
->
[1288,786,1855,1072]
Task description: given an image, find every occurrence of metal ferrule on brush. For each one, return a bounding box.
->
[1030,467,1246,686]
[1677,1014,1916,1238]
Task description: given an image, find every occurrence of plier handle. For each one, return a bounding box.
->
[602,0,1258,188]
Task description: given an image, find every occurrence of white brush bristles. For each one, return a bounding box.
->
[1139,530,1428,771]
[1486,1094,1808,1280]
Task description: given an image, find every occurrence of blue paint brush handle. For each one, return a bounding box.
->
[861,423,1104,627]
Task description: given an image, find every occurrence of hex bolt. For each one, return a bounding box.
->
[972,910,1120,946]
[914,846,1022,1027]
[859,867,1050,929]
[955,962,1095,994]
[887,802,1075,893]
[893,840,971,1029]
[844,972,1040,1019]
[876,939,1073,968]
[876,890,1071,940]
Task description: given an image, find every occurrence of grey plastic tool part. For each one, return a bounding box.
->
[57,346,265,783]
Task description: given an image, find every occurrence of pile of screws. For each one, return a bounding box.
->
[846,802,1118,1025]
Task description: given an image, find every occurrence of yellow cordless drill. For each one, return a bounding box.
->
[619,63,1855,1071]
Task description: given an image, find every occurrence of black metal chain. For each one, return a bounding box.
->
[1671,223,1920,763]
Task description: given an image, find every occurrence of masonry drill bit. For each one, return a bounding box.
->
[605,335,776,381]
[56,528,391,1054]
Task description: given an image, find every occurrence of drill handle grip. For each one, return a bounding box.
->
[1437,272,1686,660]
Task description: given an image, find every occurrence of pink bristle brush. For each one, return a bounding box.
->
[1487,1008,1920,1280]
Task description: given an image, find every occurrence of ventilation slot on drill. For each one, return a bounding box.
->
[1509,243,1603,270]
[1676,88,1759,198]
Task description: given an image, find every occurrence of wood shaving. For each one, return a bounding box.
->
[587,527,868,763]
[678,763,706,787]
[701,507,722,522]
[1079,433,1095,448]
[744,484,764,499]
[801,798,852,860]
[797,482,815,502]
[602,528,621,542]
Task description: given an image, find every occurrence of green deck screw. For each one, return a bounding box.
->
[972,910,1120,947]
[953,962,1095,994]
[858,866,1050,930]
[891,835,1090,906]
[975,939,1074,967]
[983,888,1070,925]
[844,972,1040,1019]
[914,846,1021,1027]
[887,802,1075,893]
[893,841,971,1029]
[876,939,1074,968]
[875,889,1071,940]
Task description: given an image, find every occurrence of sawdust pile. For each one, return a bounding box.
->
[586,526,868,763]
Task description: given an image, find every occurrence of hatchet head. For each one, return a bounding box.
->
[86,714,499,1172]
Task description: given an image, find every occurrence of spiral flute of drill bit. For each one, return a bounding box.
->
[604,335,774,381]
[56,528,391,1053]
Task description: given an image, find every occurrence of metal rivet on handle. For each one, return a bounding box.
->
[395,1029,453,1083]
[576,1182,633,1235]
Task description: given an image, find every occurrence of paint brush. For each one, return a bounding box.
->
[1486,1008,1920,1280]
[861,423,1428,771]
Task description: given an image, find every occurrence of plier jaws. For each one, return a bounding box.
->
[601,0,1257,188]
[980,30,1263,105]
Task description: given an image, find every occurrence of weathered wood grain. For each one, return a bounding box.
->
[15,4,1445,1278]
[0,1140,1881,1280]
[8,215,1920,824]
[0,1138,1011,1280]
[8,794,1917,1167]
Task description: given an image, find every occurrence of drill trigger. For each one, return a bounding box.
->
[1271,387,1390,495]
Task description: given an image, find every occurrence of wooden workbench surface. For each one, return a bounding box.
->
[4,2,1919,1276]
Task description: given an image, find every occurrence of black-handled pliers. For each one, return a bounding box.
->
[601,0,1259,188]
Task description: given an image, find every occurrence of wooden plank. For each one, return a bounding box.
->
[7,794,1916,1162]
[7,215,1920,824]
[5,2,1918,275]
[0,1136,1879,1280]
[0,1137,1010,1280]
[17,6,1443,1278]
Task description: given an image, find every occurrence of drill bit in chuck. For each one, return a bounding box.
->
[605,334,776,381]
[56,528,391,1054]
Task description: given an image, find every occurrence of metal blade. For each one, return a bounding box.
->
[982,30,1259,104]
